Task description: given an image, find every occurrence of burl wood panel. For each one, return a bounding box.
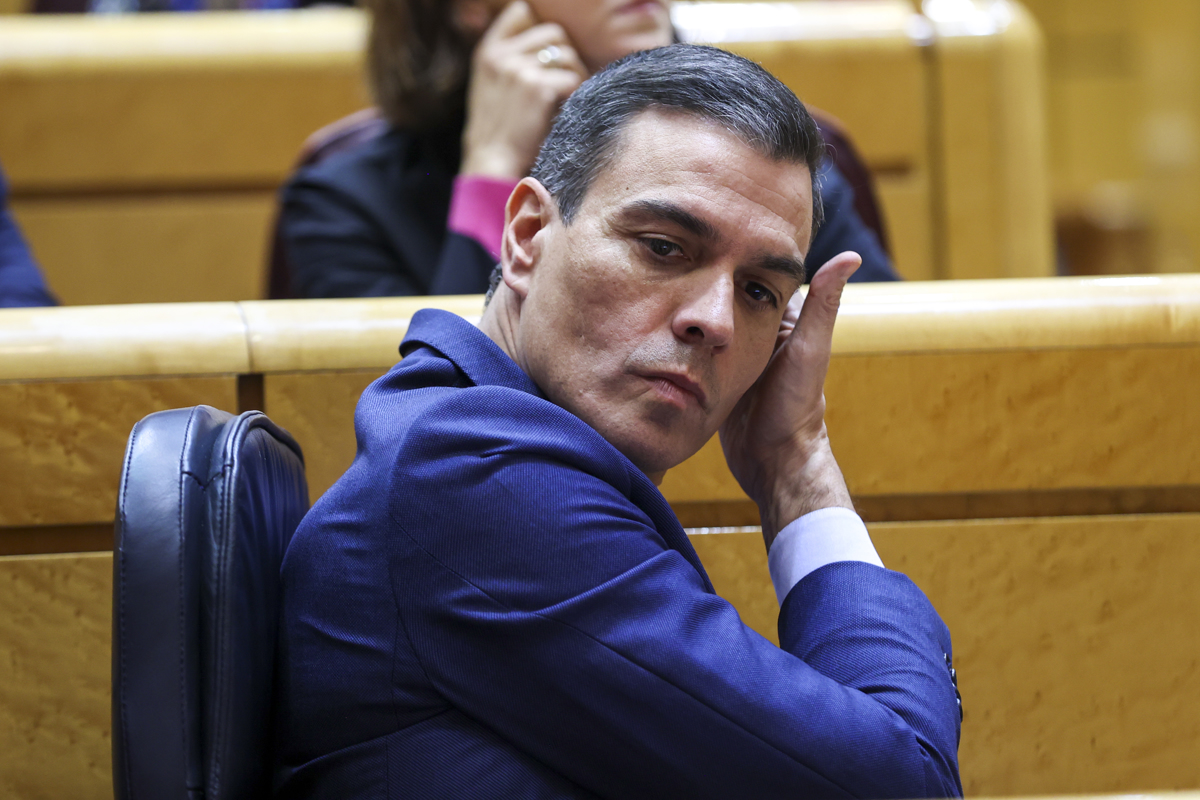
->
[263,370,383,503]
[0,552,113,800]
[5,517,1197,798]
[0,376,238,528]
[878,514,1200,795]
[690,514,1200,796]
[11,192,276,306]
[660,344,1200,504]
[687,529,777,644]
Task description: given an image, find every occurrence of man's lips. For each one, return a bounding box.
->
[639,371,708,409]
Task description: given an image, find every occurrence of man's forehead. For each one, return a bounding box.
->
[578,111,814,256]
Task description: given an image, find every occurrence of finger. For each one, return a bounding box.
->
[787,249,860,374]
[506,33,588,79]
[526,67,585,104]
[482,0,537,44]
[775,287,805,348]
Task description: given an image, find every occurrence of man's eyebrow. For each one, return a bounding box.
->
[620,199,722,243]
[621,198,806,283]
[749,253,807,284]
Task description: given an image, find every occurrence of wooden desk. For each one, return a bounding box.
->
[4,275,1199,796]
[0,1,1051,306]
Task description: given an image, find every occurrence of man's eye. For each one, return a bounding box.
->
[642,238,681,258]
[745,282,778,307]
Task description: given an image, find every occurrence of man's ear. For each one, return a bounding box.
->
[501,177,556,301]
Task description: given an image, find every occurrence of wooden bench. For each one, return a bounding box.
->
[4,275,1199,796]
[0,1,1051,308]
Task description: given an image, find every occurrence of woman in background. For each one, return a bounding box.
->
[278,0,896,299]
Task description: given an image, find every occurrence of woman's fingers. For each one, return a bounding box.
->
[481,0,538,44]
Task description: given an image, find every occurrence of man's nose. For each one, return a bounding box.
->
[672,273,735,349]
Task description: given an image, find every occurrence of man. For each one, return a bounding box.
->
[275,44,961,799]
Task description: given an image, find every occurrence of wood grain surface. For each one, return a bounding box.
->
[12,192,276,306]
[688,513,1200,796]
[262,369,382,501]
[0,377,239,527]
[4,515,1197,797]
[0,553,113,800]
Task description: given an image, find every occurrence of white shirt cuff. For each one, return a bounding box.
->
[767,506,883,605]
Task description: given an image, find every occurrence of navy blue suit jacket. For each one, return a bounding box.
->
[275,310,962,799]
[0,165,56,308]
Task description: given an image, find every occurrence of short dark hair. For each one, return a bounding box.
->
[364,0,471,130]
[489,44,825,299]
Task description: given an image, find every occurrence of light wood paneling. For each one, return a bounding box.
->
[661,342,1200,504]
[879,514,1200,795]
[0,552,112,800]
[926,0,1055,279]
[263,370,382,502]
[0,377,239,527]
[726,33,927,173]
[242,296,482,373]
[688,514,1200,796]
[0,10,367,192]
[6,518,1197,798]
[875,170,935,280]
[11,192,275,305]
[0,303,247,381]
[688,528,776,643]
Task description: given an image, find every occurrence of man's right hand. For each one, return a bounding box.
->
[461,1,588,180]
[718,252,860,550]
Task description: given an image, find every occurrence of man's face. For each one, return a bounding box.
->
[510,110,813,479]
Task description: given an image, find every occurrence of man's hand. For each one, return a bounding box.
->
[719,252,861,550]
[461,1,588,180]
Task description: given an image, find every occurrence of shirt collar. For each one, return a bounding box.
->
[400,308,542,398]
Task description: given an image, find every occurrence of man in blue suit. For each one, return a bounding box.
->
[276,44,962,799]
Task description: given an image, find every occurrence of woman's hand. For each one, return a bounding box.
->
[461,1,589,180]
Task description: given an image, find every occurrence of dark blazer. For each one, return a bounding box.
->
[0,165,56,308]
[274,309,962,799]
[277,124,899,300]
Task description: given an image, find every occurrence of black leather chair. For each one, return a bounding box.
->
[112,406,308,800]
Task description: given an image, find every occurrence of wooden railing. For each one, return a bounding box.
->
[3,275,1199,797]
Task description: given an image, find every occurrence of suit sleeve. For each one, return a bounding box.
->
[0,167,56,309]
[278,168,496,299]
[386,391,962,800]
[808,161,900,284]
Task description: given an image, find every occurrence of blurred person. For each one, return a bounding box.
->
[277,0,898,299]
[274,45,960,799]
[0,163,57,309]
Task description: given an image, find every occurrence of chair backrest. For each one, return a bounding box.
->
[265,107,891,299]
[811,109,892,257]
[266,108,388,300]
[112,405,308,800]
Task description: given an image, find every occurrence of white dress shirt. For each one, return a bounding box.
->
[766,507,884,605]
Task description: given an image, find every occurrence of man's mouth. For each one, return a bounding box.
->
[639,371,708,410]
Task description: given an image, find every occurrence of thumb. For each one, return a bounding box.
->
[794,251,859,348]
